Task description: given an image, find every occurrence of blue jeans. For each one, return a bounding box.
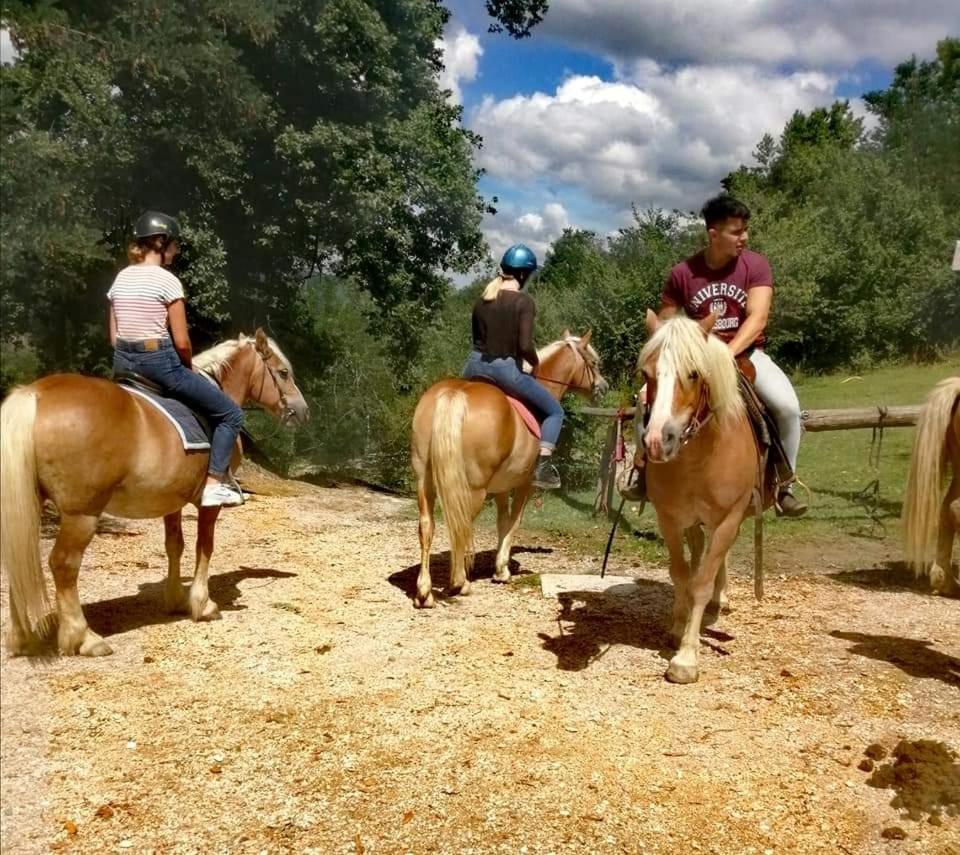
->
[463,351,564,449]
[113,339,243,477]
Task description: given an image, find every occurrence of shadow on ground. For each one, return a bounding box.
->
[829,560,959,598]
[830,630,960,687]
[82,566,298,638]
[388,546,550,603]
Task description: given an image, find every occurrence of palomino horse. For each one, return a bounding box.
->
[0,329,309,656]
[410,331,607,608]
[639,310,759,684]
[902,376,960,596]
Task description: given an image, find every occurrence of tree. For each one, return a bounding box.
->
[0,0,495,381]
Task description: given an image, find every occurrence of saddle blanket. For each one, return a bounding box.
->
[118,384,211,451]
[507,396,541,439]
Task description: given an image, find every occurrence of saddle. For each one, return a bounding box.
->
[735,355,795,506]
[114,370,165,396]
[468,377,541,439]
[113,371,212,451]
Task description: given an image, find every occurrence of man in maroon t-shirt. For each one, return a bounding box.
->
[659,194,806,517]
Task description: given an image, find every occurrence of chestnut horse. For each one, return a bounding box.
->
[0,329,309,656]
[639,310,759,684]
[410,331,607,608]
[902,376,960,596]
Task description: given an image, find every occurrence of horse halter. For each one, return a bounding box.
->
[255,352,296,424]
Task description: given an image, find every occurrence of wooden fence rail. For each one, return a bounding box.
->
[581,404,921,431]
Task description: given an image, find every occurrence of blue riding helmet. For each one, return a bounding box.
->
[500,244,538,279]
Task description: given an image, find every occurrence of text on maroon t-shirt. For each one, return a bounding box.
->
[660,249,773,347]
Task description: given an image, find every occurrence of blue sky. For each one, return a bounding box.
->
[437,0,954,272]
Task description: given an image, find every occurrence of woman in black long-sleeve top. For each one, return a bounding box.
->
[462,244,564,489]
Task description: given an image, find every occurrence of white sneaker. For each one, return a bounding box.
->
[200,482,245,508]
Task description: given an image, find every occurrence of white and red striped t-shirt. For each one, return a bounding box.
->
[107,265,185,341]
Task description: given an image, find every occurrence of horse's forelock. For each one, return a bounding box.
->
[641,316,742,422]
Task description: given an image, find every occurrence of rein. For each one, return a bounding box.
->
[533,340,599,394]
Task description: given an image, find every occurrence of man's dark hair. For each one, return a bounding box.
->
[701,194,751,229]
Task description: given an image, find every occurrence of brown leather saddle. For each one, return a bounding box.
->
[735,354,794,506]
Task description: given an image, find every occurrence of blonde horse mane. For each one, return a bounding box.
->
[902,375,960,575]
[193,334,292,382]
[531,334,599,373]
[640,315,743,425]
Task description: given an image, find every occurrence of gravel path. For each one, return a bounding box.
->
[2,481,958,854]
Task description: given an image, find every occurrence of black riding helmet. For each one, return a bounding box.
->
[133,210,181,243]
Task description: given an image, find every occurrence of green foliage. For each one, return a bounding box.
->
[1,0,487,376]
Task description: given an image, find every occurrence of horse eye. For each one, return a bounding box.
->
[279,368,289,380]
[689,371,700,381]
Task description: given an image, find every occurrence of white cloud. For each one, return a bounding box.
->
[483,201,573,264]
[542,0,955,68]
[436,25,483,104]
[470,64,840,212]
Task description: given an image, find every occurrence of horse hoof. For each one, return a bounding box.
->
[447,581,471,597]
[81,639,113,657]
[492,572,511,584]
[665,658,699,684]
[192,600,222,622]
[413,593,435,609]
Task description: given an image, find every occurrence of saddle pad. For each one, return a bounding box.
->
[118,385,211,451]
[507,396,541,439]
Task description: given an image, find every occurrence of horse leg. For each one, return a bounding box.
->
[414,478,437,609]
[660,517,690,648]
[493,485,531,583]
[447,489,485,597]
[50,513,111,656]
[163,511,189,613]
[667,512,740,684]
[708,555,731,618]
[931,475,960,596]
[188,506,222,622]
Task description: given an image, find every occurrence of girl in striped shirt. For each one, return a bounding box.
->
[108,211,244,508]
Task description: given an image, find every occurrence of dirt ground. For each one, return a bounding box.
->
[1,476,958,855]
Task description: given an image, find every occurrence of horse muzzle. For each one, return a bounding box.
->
[281,399,310,427]
[644,419,681,463]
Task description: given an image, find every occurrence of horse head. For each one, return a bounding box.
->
[534,329,609,401]
[248,329,310,426]
[639,310,740,462]
[195,329,310,427]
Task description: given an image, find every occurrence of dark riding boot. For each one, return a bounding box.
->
[776,486,807,518]
[532,457,561,490]
[617,456,647,502]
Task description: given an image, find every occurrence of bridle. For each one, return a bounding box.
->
[200,343,297,424]
[533,338,602,395]
[644,369,713,449]
[254,351,297,424]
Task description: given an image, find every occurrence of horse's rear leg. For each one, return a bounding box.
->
[188,506,222,622]
[931,475,959,596]
[493,486,532,583]
[162,511,188,613]
[415,478,437,609]
[447,489,485,597]
[51,513,110,656]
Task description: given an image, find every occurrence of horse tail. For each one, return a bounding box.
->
[429,388,475,577]
[0,387,50,635]
[902,376,960,575]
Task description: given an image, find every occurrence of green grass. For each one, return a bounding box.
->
[491,356,960,570]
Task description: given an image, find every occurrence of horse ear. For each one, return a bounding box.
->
[578,329,592,348]
[645,309,660,335]
[699,312,717,335]
[254,327,273,358]
[561,327,572,340]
